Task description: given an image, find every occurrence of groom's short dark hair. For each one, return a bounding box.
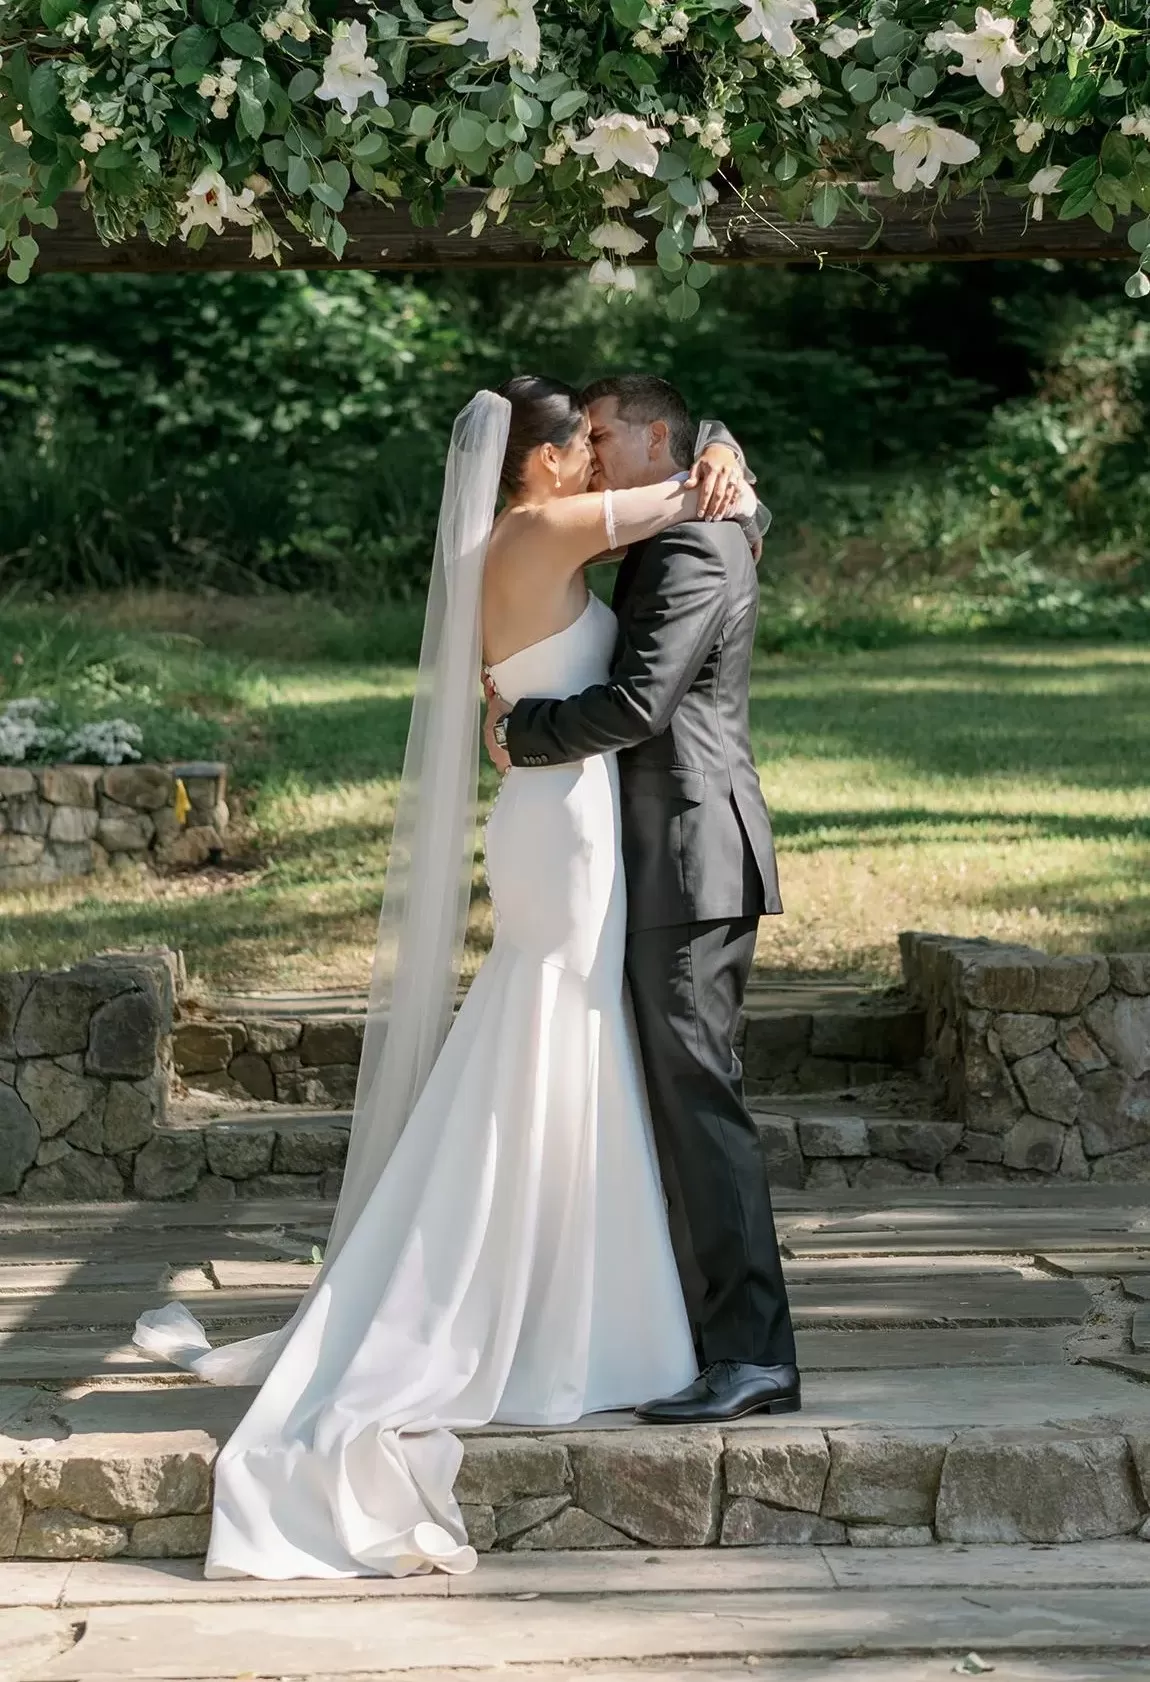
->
[581,375,695,470]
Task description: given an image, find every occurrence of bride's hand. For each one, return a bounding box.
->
[485,694,511,775]
[687,444,747,521]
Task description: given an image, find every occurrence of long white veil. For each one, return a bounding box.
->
[134,389,512,1383]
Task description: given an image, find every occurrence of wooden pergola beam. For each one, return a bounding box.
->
[30,184,1137,273]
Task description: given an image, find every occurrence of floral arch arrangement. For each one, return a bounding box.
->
[1,0,1148,309]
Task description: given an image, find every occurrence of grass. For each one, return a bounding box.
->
[1,592,1147,996]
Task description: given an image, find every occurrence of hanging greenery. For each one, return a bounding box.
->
[1,0,1149,306]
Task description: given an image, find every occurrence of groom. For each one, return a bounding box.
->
[484,375,799,1423]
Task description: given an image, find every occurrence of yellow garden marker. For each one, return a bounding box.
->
[173,777,192,827]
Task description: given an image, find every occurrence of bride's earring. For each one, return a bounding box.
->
[553,470,562,490]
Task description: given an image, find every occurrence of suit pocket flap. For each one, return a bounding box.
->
[627,765,706,804]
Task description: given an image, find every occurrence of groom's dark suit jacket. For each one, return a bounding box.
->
[505,518,782,933]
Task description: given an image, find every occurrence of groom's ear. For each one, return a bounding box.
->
[647,419,669,459]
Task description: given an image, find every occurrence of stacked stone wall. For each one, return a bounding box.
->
[0,762,228,889]
[0,952,178,1200]
[901,932,1150,1183]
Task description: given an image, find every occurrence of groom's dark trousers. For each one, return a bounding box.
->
[505,517,796,1371]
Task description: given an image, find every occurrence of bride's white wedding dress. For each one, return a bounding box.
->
[136,589,696,1580]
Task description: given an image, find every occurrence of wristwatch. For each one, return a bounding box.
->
[492,715,509,751]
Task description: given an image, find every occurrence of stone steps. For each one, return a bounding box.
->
[173,980,927,1111]
[0,1191,1148,1561]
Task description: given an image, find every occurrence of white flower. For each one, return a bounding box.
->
[63,719,143,766]
[1119,110,1150,142]
[614,265,638,293]
[571,112,669,176]
[220,58,242,78]
[680,115,701,136]
[588,257,617,287]
[590,221,647,255]
[700,178,719,205]
[452,0,541,68]
[672,10,689,30]
[601,177,640,208]
[470,208,488,237]
[778,80,818,107]
[1013,116,1044,152]
[96,13,117,39]
[1028,0,1055,38]
[197,74,218,97]
[177,168,259,238]
[736,0,819,58]
[692,219,718,249]
[1028,162,1064,219]
[659,25,685,45]
[543,140,567,165]
[933,7,1029,98]
[261,18,284,40]
[316,21,389,119]
[69,99,93,123]
[487,185,512,213]
[8,118,32,146]
[633,29,663,53]
[80,129,106,152]
[250,222,280,261]
[820,22,862,57]
[869,110,980,191]
[210,97,231,119]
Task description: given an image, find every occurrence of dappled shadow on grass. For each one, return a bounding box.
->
[976,859,1150,955]
[772,807,1150,849]
[750,648,1150,792]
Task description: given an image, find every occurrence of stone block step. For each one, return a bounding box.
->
[1,1377,1148,1562]
[177,982,927,1113]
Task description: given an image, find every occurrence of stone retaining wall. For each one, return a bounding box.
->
[0,953,178,1201]
[3,1424,1147,1559]
[173,1016,361,1107]
[0,761,228,889]
[902,932,1150,1183]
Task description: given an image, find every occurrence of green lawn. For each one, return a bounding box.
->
[2,594,1147,995]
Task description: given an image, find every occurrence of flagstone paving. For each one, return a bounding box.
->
[0,1186,1147,1562]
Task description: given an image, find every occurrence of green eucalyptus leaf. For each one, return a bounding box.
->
[409,104,438,138]
[171,25,219,84]
[311,178,345,209]
[450,114,486,152]
[774,150,799,183]
[352,131,388,160]
[262,136,290,169]
[1124,268,1150,298]
[492,157,518,188]
[238,90,265,139]
[39,0,81,30]
[686,259,714,288]
[286,152,310,194]
[288,68,319,102]
[907,63,937,97]
[551,153,581,188]
[1100,131,1134,176]
[1090,200,1115,231]
[611,0,646,26]
[201,0,235,25]
[654,148,688,180]
[1058,185,1097,220]
[842,64,878,105]
[220,20,264,56]
[29,63,60,117]
[665,281,700,320]
[872,20,909,57]
[324,158,350,196]
[351,158,376,193]
[535,72,569,102]
[511,148,536,183]
[550,89,587,121]
[1127,217,1150,253]
[810,182,840,227]
[668,175,699,206]
[425,134,452,168]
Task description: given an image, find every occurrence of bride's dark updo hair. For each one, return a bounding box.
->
[497,375,584,495]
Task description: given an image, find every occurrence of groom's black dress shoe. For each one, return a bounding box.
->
[635,1360,801,1424]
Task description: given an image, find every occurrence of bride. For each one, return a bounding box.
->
[134,377,759,1580]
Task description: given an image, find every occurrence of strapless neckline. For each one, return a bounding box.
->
[486,596,596,678]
